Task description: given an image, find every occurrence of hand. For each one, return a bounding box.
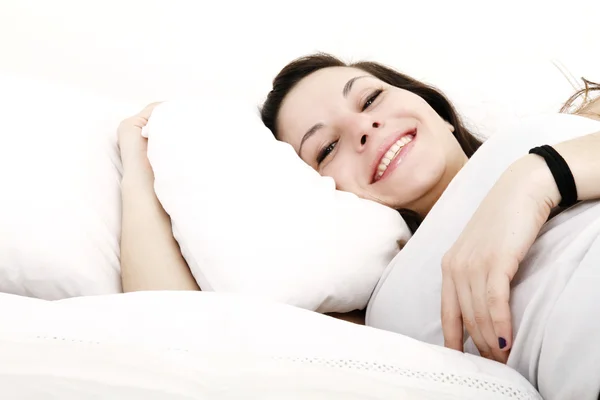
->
[117,102,162,172]
[441,155,559,363]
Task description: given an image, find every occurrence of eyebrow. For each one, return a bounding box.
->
[298,123,324,158]
[298,75,370,158]
[343,75,369,97]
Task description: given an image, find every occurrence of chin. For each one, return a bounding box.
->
[369,166,444,209]
[383,182,436,211]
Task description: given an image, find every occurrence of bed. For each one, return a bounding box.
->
[1,0,599,398]
[0,291,541,399]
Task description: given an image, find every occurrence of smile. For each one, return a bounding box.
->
[373,130,416,183]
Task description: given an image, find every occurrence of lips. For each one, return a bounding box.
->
[371,128,417,183]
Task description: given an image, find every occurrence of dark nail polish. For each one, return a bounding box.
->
[498,337,507,350]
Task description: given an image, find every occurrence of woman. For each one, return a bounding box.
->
[259,53,600,364]
[118,54,600,365]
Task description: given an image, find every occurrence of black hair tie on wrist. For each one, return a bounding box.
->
[528,145,578,208]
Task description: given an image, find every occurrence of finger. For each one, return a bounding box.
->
[471,268,508,363]
[487,266,513,353]
[138,102,163,120]
[454,275,493,359]
[441,271,464,352]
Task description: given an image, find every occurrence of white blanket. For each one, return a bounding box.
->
[0,291,540,399]
[367,114,600,399]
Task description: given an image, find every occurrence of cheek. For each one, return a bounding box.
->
[410,138,448,179]
[320,159,359,192]
[388,93,427,115]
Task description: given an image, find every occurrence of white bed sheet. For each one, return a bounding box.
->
[0,291,541,399]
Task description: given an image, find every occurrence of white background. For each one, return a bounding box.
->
[1,0,599,136]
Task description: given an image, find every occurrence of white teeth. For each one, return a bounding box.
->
[375,134,414,179]
[399,136,411,145]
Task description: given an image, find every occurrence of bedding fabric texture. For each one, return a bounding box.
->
[0,291,541,399]
[0,72,410,314]
[143,99,411,313]
[0,72,134,299]
[367,113,600,399]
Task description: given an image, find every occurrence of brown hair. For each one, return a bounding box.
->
[260,53,483,233]
[560,77,600,117]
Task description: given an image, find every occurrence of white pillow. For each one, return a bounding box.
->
[0,291,541,399]
[144,99,411,313]
[0,72,135,299]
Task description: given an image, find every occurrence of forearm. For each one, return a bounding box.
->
[552,130,600,203]
[513,130,600,209]
[120,164,200,292]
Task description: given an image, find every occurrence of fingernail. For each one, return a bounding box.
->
[498,337,507,350]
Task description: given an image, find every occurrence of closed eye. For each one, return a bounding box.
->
[317,140,338,164]
[362,89,383,111]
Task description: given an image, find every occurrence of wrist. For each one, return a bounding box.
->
[512,154,562,209]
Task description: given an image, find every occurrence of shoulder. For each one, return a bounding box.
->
[572,80,600,121]
[577,95,600,121]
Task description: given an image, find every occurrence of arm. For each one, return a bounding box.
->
[574,89,600,122]
[120,166,200,292]
[441,126,600,363]
[517,129,600,208]
[536,95,600,204]
[118,103,200,292]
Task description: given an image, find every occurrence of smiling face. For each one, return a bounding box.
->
[276,66,469,216]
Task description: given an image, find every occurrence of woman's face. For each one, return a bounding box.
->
[277,66,468,215]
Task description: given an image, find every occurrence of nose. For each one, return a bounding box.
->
[339,114,382,152]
